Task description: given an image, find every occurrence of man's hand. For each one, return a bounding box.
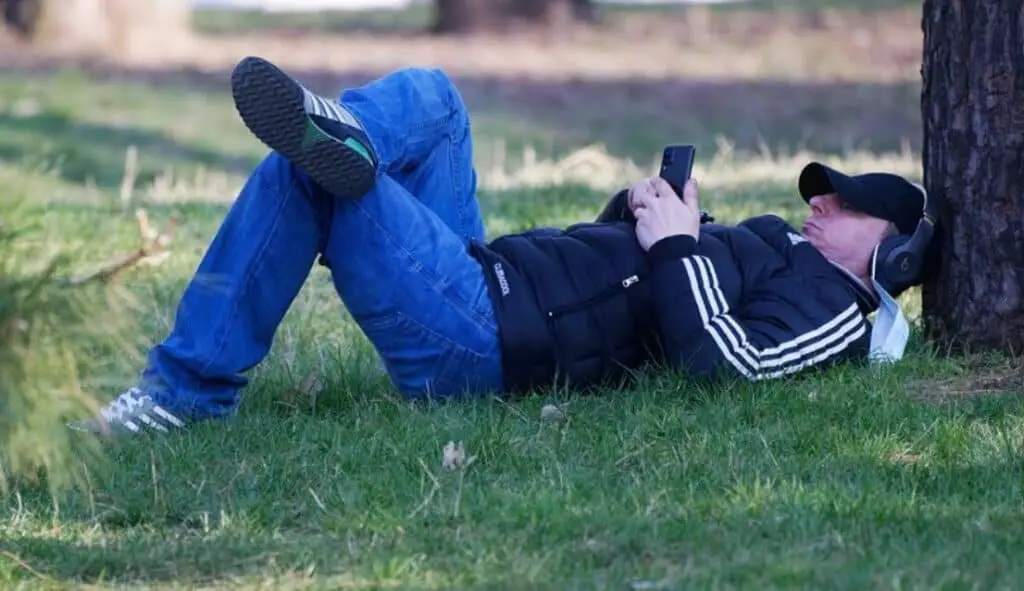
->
[629,177,702,252]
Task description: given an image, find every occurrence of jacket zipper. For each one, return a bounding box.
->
[546,274,641,320]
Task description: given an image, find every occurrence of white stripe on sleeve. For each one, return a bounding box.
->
[682,256,867,380]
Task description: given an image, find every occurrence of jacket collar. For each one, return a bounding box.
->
[829,260,880,314]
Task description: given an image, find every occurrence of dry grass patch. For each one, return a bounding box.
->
[4,8,923,83]
[911,357,1024,404]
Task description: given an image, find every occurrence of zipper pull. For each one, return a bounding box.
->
[622,275,639,288]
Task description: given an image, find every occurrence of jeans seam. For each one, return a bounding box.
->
[431,345,480,399]
[442,76,470,245]
[393,309,486,359]
[352,198,494,348]
[448,103,491,329]
[196,172,295,377]
[388,312,496,400]
[345,98,456,172]
[401,111,456,177]
[363,310,486,396]
[450,119,471,244]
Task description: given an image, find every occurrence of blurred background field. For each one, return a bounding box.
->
[10,2,1019,589]
[0,0,924,182]
[0,0,929,263]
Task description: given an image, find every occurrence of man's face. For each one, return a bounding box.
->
[802,193,892,278]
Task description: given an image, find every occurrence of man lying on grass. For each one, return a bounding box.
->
[70,56,942,436]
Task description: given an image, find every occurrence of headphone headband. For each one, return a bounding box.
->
[873,180,940,297]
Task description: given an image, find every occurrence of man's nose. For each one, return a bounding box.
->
[808,195,830,216]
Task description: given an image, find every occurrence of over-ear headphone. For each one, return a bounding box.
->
[871,181,941,295]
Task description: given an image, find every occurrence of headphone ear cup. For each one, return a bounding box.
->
[875,235,920,294]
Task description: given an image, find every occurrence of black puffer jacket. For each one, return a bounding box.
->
[468,191,878,394]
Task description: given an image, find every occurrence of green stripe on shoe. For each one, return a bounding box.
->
[302,118,334,148]
[343,137,373,163]
[301,118,374,165]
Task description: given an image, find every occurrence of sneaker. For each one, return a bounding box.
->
[230,55,379,199]
[67,387,189,437]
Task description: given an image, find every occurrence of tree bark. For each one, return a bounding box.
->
[920,0,1024,354]
[433,0,594,35]
[2,0,191,55]
[0,0,42,37]
[32,0,112,51]
[433,0,499,34]
[571,0,597,23]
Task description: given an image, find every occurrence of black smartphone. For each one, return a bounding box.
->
[659,144,696,199]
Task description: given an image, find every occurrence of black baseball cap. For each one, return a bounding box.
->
[798,162,926,235]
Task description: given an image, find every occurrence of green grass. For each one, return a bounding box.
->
[2,53,1023,590]
[0,69,924,191]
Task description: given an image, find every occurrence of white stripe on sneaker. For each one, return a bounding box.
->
[310,94,330,118]
[301,88,361,129]
[153,405,186,427]
[137,413,168,433]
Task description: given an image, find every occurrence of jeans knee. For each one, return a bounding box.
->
[427,66,456,92]
[397,66,468,125]
[434,69,470,138]
[400,65,456,91]
[435,69,467,110]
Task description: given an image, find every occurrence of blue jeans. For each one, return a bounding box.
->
[140,68,504,419]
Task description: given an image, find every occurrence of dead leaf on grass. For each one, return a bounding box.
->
[442,441,476,471]
[280,372,324,409]
[300,372,323,398]
[540,404,565,422]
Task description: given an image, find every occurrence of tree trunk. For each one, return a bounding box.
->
[433,0,594,35]
[2,0,191,56]
[433,0,498,34]
[0,0,42,37]
[31,0,112,52]
[571,0,597,23]
[920,0,1024,354]
[508,0,589,25]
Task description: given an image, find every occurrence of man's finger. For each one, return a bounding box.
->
[628,189,641,213]
[633,187,658,209]
[650,177,677,199]
[682,178,700,211]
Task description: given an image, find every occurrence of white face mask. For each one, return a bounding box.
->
[869,278,910,364]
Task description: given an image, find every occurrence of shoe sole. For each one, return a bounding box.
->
[230,56,376,199]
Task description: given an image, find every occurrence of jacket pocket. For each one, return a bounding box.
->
[545,274,643,320]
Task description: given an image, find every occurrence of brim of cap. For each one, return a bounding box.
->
[798,162,878,216]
